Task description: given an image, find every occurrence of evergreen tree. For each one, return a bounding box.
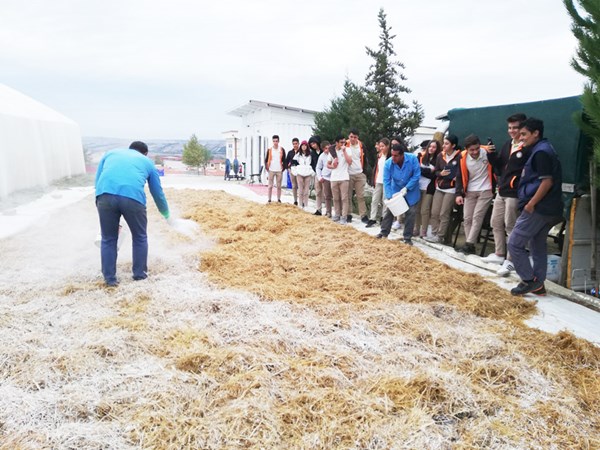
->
[564,0,600,180]
[182,134,209,175]
[364,8,423,144]
[313,79,368,142]
[313,8,422,173]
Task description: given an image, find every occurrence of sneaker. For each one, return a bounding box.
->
[391,220,401,230]
[361,215,369,224]
[425,235,441,243]
[365,219,377,228]
[403,239,413,246]
[278,199,281,203]
[376,233,387,239]
[457,243,476,255]
[497,260,515,277]
[294,201,298,206]
[314,210,322,216]
[325,212,332,218]
[347,215,353,223]
[482,253,505,264]
[339,218,348,225]
[332,215,340,222]
[533,284,547,296]
[510,279,545,296]
[268,199,272,203]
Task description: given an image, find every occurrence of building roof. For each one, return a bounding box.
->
[0,83,76,124]
[227,100,319,117]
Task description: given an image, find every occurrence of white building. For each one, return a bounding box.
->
[226,100,317,180]
[221,129,240,162]
[0,84,85,199]
[409,125,437,149]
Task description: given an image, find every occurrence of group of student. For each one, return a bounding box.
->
[264,115,563,296]
[265,131,370,226]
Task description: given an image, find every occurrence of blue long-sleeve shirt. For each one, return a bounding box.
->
[383,152,421,206]
[95,149,169,216]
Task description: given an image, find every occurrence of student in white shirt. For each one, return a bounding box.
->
[327,135,353,224]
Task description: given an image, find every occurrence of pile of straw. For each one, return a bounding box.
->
[0,188,597,449]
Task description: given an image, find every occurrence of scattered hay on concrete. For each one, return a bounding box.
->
[0,188,598,449]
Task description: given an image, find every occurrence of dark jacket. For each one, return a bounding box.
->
[492,140,531,198]
[286,149,298,169]
[434,150,462,190]
[419,151,438,195]
[310,149,322,172]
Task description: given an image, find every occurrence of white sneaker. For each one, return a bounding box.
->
[497,260,515,277]
[481,253,505,264]
[391,220,401,230]
[424,235,441,243]
[332,216,340,222]
[339,218,348,225]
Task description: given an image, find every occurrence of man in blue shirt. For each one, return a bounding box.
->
[95,141,170,286]
[376,142,421,245]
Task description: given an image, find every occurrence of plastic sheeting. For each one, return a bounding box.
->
[0,84,85,198]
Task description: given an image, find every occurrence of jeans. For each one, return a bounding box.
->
[96,193,148,284]
[508,210,562,283]
[380,201,418,241]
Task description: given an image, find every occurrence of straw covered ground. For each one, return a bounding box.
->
[0,188,598,449]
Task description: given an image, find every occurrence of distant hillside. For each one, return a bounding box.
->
[83,137,226,161]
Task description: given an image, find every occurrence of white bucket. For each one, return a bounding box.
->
[384,193,409,216]
[94,222,129,250]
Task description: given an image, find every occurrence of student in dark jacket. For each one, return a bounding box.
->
[425,134,462,244]
[415,139,442,237]
[308,136,322,212]
[286,138,300,205]
[481,114,530,277]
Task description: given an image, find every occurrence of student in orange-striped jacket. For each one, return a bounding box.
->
[264,134,286,203]
[482,113,530,276]
[454,134,497,254]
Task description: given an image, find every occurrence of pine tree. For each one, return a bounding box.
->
[564,0,600,178]
[364,8,423,143]
[313,78,368,142]
[313,8,423,174]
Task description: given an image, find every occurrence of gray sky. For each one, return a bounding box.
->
[0,0,586,140]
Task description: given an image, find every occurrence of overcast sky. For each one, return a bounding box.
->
[0,0,586,140]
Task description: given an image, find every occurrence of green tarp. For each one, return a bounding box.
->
[446,96,591,189]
